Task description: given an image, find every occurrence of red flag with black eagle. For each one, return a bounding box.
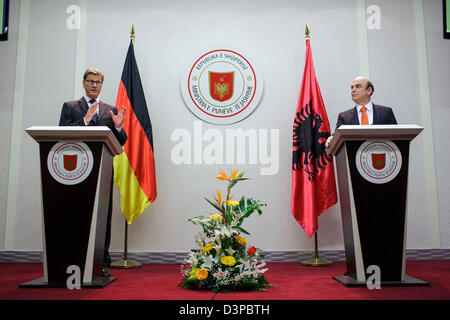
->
[291,37,337,237]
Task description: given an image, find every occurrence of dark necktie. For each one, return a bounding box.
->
[89,99,98,124]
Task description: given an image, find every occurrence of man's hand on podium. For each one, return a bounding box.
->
[326,135,333,149]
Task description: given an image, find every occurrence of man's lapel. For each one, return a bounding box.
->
[98,101,109,123]
[350,107,359,125]
[372,104,380,124]
[78,97,89,113]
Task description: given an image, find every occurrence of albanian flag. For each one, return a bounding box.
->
[113,41,157,224]
[291,37,337,237]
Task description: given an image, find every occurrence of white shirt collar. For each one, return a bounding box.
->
[84,95,99,104]
[356,101,373,112]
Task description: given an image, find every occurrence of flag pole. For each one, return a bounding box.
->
[299,25,333,267]
[301,231,333,267]
[111,220,141,269]
[110,24,141,270]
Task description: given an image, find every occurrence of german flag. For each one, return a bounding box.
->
[113,41,157,224]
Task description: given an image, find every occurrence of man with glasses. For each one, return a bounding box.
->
[59,67,127,278]
[59,67,127,144]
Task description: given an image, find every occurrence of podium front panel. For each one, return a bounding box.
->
[39,141,107,285]
[337,139,410,282]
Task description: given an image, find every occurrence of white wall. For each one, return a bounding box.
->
[1,0,449,254]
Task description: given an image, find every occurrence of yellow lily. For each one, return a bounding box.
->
[201,242,215,253]
[196,268,208,280]
[225,199,240,206]
[189,267,199,279]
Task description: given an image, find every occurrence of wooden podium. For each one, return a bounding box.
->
[327,125,429,287]
[20,126,123,288]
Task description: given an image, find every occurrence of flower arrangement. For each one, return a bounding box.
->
[179,169,271,292]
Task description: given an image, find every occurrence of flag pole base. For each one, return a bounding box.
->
[301,232,333,267]
[110,220,141,269]
[110,259,141,269]
[301,257,333,267]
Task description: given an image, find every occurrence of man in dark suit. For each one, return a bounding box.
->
[59,68,127,277]
[326,76,397,148]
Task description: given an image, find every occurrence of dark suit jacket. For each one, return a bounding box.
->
[335,104,397,129]
[59,97,127,146]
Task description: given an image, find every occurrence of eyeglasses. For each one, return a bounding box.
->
[85,80,103,85]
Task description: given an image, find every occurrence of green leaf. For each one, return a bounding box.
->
[228,179,238,189]
[239,196,246,212]
[187,216,207,224]
[204,197,223,213]
[223,208,232,227]
[236,171,247,179]
[234,226,250,235]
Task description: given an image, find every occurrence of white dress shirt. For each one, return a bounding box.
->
[83,95,99,125]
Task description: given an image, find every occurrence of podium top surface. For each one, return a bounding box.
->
[25,126,123,156]
[327,124,424,155]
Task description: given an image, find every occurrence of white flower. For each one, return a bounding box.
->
[213,269,228,280]
[234,274,244,283]
[201,255,214,269]
[240,260,251,270]
[215,226,231,238]
[185,251,196,264]
[238,264,253,278]
[226,248,235,256]
[256,262,269,273]
[256,261,267,269]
